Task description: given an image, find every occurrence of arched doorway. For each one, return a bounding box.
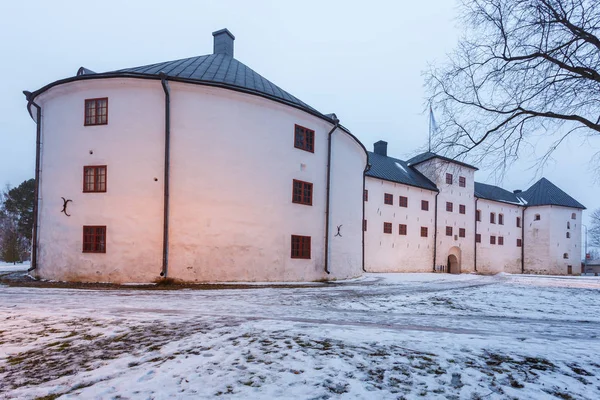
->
[447,246,461,274]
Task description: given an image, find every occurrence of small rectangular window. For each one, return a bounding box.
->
[364,190,368,202]
[459,228,466,238]
[571,213,576,220]
[566,232,571,239]
[383,222,392,234]
[499,214,504,225]
[420,227,428,237]
[476,210,481,222]
[399,224,407,235]
[490,213,496,224]
[292,180,313,206]
[85,98,108,126]
[517,238,522,247]
[83,166,107,192]
[498,236,504,245]
[490,235,496,245]
[516,217,521,228]
[446,202,453,212]
[476,233,481,243]
[384,193,393,205]
[83,226,106,253]
[459,204,466,214]
[445,226,453,236]
[459,176,466,187]
[294,125,315,152]
[534,214,541,221]
[399,196,408,208]
[363,220,367,232]
[421,200,429,211]
[291,235,311,259]
[446,173,453,185]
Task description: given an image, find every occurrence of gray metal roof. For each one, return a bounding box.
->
[520,178,586,209]
[406,151,478,171]
[474,182,523,205]
[114,53,320,115]
[366,151,438,191]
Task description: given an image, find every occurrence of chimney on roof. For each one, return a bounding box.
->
[374,140,388,157]
[212,28,235,57]
[513,189,522,194]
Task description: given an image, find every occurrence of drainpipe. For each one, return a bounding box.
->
[159,73,171,278]
[432,191,440,272]
[362,162,371,272]
[324,117,339,274]
[474,197,479,272]
[23,91,41,273]
[521,207,526,274]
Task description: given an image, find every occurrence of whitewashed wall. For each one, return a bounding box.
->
[364,178,436,272]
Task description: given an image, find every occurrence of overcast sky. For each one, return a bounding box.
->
[0,0,597,248]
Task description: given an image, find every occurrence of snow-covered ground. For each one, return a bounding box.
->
[1,273,600,399]
[0,262,29,273]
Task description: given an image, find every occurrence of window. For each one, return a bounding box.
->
[399,224,407,235]
[499,214,504,225]
[399,196,408,208]
[383,222,392,234]
[291,235,311,259]
[84,98,108,126]
[566,232,571,239]
[446,226,453,236]
[498,236,504,245]
[83,166,107,192]
[534,214,541,221]
[459,204,466,214]
[421,200,429,211]
[420,227,428,237]
[475,234,481,243]
[476,210,481,222]
[516,217,521,228]
[292,180,313,206]
[446,202,453,212]
[567,221,570,229]
[459,228,466,238]
[490,235,496,245]
[446,173,453,185]
[364,190,368,202]
[517,238,522,247]
[384,193,393,205]
[459,176,466,187]
[363,220,367,232]
[563,253,569,259]
[490,213,496,224]
[571,213,576,220]
[294,124,314,152]
[567,265,573,275]
[83,226,106,253]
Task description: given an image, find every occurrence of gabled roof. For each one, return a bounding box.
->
[366,152,438,191]
[474,182,524,205]
[406,151,478,171]
[520,178,585,209]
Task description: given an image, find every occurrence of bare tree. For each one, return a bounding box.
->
[590,208,600,249]
[426,0,600,174]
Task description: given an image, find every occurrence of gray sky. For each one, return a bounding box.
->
[1,0,597,249]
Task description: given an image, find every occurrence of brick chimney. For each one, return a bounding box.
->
[212,29,235,57]
[374,140,388,157]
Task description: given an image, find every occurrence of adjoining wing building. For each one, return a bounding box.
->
[24,29,585,282]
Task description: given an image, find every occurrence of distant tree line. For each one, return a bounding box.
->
[0,179,34,263]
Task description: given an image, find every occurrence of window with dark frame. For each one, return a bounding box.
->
[446,173,453,185]
[534,214,541,221]
[399,196,408,208]
[498,236,504,245]
[421,227,428,237]
[364,190,368,202]
[459,204,466,214]
[83,166,107,192]
[459,228,466,238]
[363,220,367,232]
[567,221,570,229]
[84,98,108,126]
[566,232,571,238]
[490,235,496,245]
[499,214,504,225]
[292,179,313,206]
[476,210,481,222]
[476,234,481,243]
[421,200,429,211]
[294,124,315,152]
[459,176,466,187]
[82,226,106,253]
[490,213,496,224]
[516,217,521,228]
[571,213,576,220]
[446,226,453,236]
[517,238,522,247]
[563,253,569,259]
[446,202,453,212]
[291,235,311,259]
[384,193,393,205]
[383,222,392,234]
[399,224,407,235]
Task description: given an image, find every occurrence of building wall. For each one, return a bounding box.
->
[475,199,523,274]
[34,78,366,283]
[364,178,436,272]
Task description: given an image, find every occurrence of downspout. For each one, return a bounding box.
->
[159,73,171,278]
[521,207,526,274]
[362,163,371,272]
[432,191,440,272]
[23,91,41,273]
[474,197,479,272]
[324,117,339,274]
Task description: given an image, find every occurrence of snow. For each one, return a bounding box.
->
[394,161,408,173]
[0,261,29,273]
[1,273,600,399]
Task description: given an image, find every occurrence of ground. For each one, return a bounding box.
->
[1,264,600,399]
